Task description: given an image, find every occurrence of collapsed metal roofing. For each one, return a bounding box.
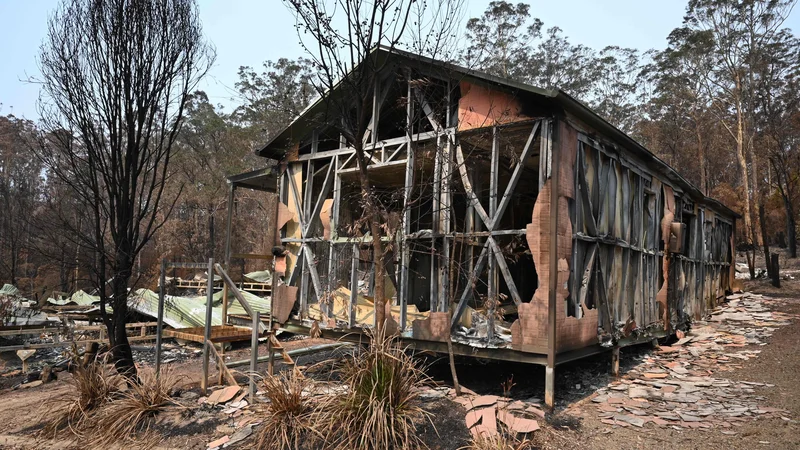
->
[42,287,273,330]
[128,289,271,329]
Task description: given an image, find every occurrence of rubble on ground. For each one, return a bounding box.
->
[576,291,793,432]
[197,385,261,449]
[448,388,544,438]
[132,344,199,366]
[1,284,59,327]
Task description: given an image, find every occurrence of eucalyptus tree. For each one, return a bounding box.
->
[680,0,797,251]
[463,1,649,134]
[648,27,717,195]
[755,29,800,257]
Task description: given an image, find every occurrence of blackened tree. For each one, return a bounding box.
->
[36,0,214,377]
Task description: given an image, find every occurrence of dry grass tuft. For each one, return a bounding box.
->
[461,433,533,450]
[316,327,431,450]
[86,368,178,448]
[254,372,314,450]
[44,353,120,437]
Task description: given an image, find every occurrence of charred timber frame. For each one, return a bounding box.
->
[247,54,737,408]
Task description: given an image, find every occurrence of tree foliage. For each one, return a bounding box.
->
[463,1,651,134]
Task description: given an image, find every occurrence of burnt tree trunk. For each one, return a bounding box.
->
[770,254,781,288]
[59,246,69,293]
[746,250,756,280]
[759,204,772,279]
[37,0,213,382]
[784,194,797,258]
[110,255,136,379]
[696,126,707,195]
[357,173,387,331]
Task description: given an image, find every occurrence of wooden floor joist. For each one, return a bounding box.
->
[163,325,253,344]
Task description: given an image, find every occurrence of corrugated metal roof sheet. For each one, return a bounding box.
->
[128,289,271,329]
[47,290,100,306]
[0,284,20,296]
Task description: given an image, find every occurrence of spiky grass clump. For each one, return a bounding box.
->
[44,354,120,436]
[317,328,431,450]
[254,373,314,450]
[461,434,532,450]
[87,368,177,448]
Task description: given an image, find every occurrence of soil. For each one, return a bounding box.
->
[0,261,799,449]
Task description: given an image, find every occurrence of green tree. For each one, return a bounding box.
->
[233,58,317,141]
[463,1,540,79]
[681,0,796,252]
[463,1,650,133]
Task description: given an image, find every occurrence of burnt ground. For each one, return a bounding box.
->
[0,277,798,449]
[557,279,800,450]
[419,278,800,449]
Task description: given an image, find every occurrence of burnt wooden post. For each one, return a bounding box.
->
[771,254,781,288]
[249,311,259,402]
[439,134,452,313]
[399,69,414,330]
[267,289,275,376]
[324,154,341,320]
[301,157,315,317]
[349,244,358,328]
[487,127,499,341]
[430,133,441,312]
[222,183,235,325]
[201,257,214,394]
[155,258,166,377]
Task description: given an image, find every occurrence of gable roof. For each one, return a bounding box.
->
[257,46,738,219]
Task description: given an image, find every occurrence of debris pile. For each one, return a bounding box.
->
[584,292,792,432]
[197,386,260,450]
[1,284,57,327]
[451,389,544,439]
[133,344,199,366]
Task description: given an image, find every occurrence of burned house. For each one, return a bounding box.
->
[246,47,737,405]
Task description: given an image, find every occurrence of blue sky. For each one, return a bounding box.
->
[1,1,798,121]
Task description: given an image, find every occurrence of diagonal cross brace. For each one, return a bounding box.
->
[286,167,305,227]
[449,237,522,328]
[303,162,334,237]
[451,239,491,327]
[450,121,540,327]
[487,237,522,305]
[303,245,324,305]
[455,143,492,228]
[491,121,539,230]
[454,121,540,232]
[415,89,442,131]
